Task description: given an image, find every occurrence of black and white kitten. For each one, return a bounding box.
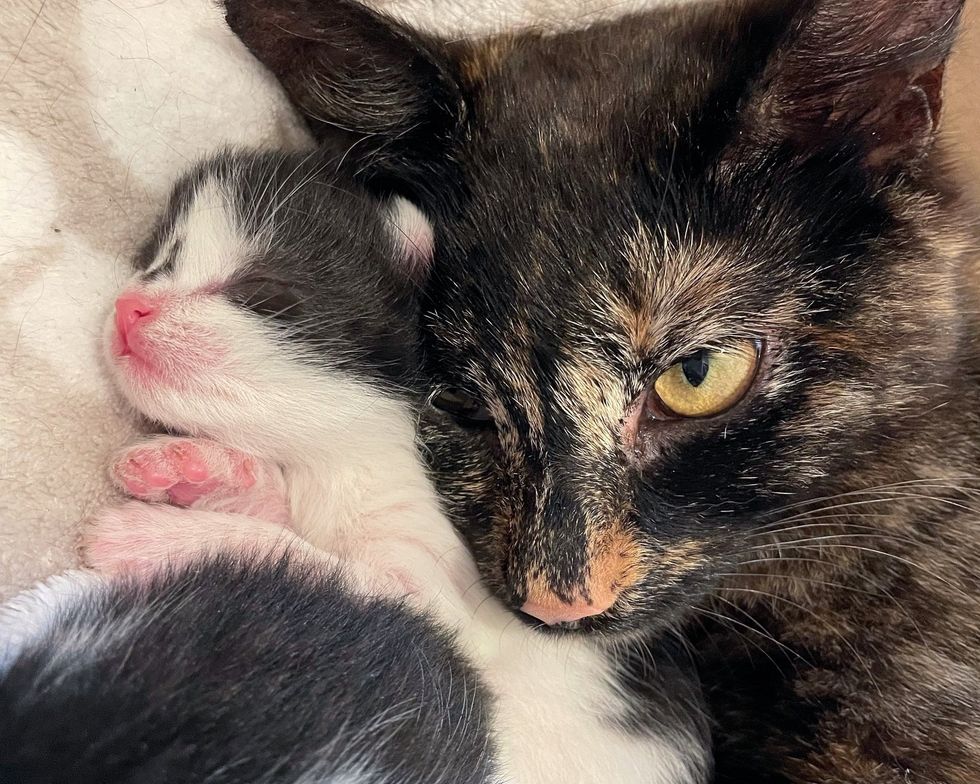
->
[0,150,710,783]
[0,555,496,784]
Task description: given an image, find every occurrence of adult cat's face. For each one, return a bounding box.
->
[225,0,969,635]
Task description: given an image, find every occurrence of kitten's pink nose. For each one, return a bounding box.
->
[114,291,157,355]
[520,593,616,626]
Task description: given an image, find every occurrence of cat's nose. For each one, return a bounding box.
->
[114,291,157,355]
[515,524,642,625]
[521,589,618,626]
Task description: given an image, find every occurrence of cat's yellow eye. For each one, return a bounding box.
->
[651,340,762,419]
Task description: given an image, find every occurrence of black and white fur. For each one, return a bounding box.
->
[0,559,496,784]
[0,150,710,783]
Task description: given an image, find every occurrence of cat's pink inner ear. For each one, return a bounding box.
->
[387,197,435,280]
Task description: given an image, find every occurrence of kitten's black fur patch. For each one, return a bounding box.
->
[0,555,496,784]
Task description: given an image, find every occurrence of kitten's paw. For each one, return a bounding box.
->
[111,437,290,524]
[81,501,306,578]
[111,437,255,504]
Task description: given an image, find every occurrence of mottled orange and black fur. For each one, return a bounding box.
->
[223,0,980,781]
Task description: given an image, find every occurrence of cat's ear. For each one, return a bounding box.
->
[223,0,464,187]
[739,0,965,173]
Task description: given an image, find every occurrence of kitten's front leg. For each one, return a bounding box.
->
[86,437,304,577]
[98,437,419,598]
[111,436,290,525]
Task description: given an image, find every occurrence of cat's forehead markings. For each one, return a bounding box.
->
[167,177,251,288]
[603,224,666,356]
[614,226,774,357]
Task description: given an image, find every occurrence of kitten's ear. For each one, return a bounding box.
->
[223,0,464,186]
[740,0,965,173]
[384,197,435,283]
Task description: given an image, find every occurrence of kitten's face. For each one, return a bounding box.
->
[106,151,426,456]
[224,0,969,634]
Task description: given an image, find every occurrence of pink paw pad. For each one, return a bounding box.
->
[113,438,253,506]
[111,437,290,525]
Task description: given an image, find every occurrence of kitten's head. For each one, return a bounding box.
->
[106,149,433,458]
[225,0,972,634]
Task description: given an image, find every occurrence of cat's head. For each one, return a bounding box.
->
[225,0,972,635]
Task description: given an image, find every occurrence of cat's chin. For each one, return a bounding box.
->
[511,604,687,645]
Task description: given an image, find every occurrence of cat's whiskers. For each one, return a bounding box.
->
[712,594,808,676]
[752,478,980,527]
[744,542,974,602]
[746,490,980,545]
[692,605,808,670]
[715,570,929,646]
[247,292,316,322]
[719,586,885,698]
[255,152,332,240]
[718,570,875,597]
[747,531,921,551]
[249,148,320,234]
[749,518,908,537]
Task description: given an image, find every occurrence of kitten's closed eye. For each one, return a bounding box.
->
[648,339,762,420]
[225,275,308,321]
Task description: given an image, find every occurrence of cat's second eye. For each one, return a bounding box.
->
[430,388,494,427]
[649,340,762,419]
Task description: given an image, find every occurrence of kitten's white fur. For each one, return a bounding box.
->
[0,571,104,678]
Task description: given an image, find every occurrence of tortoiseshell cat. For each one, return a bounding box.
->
[224,0,980,781]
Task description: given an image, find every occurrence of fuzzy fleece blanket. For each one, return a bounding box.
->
[1,0,977,601]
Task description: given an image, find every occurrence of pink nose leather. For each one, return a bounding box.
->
[114,292,157,353]
[521,594,616,626]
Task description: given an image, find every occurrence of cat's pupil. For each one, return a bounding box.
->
[681,351,711,387]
